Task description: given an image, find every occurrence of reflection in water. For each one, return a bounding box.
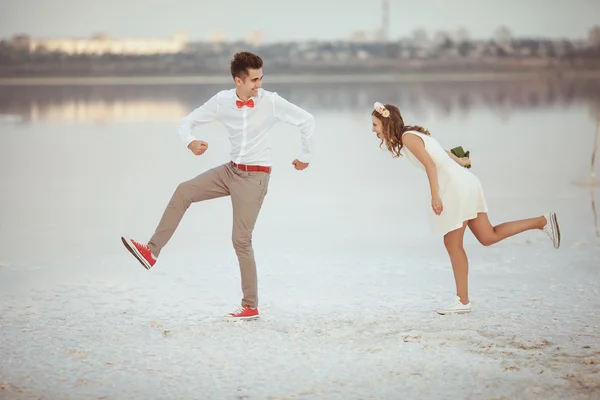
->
[0,79,600,124]
[592,190,599,239]
[27,100,189,124]
[572,120,600,239]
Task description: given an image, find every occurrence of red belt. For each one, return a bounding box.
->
[230,161,272,174]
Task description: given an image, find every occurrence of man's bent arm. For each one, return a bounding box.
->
[273,93,315,163]
[178,94,220,147]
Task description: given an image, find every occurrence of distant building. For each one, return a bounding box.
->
[349,31,367,43]
[590,26,600,46]
[246,30,264,47]
[26,33,188,55]
[210,30,228,44]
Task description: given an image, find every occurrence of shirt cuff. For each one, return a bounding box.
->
[298,154,312,163]
[181,134,195,148]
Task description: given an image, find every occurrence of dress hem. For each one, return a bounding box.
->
[435,207,489,236]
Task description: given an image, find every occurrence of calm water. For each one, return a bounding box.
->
[0,80,599,277]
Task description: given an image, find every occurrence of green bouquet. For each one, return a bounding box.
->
[450,146,471,169]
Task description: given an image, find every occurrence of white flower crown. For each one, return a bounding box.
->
[374,102,390,118]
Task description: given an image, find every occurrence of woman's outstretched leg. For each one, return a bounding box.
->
[437,222,472,315]
[467,212,560,248]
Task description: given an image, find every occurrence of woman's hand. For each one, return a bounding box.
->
[432,194,444,215]
[459,157,471,168]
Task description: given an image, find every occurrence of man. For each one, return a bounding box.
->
[121,51,315,321]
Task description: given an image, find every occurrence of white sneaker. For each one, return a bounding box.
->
[542,212,561,249]
[436,296,471,315]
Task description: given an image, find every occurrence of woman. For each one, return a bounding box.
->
[370,102,560,315]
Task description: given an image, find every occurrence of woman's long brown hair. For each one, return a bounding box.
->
[372,104,430,158]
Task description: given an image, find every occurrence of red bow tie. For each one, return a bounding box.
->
[236,99,254,108]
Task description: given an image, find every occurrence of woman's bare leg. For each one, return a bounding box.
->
[443,221,470,304]
[468,213,546,246]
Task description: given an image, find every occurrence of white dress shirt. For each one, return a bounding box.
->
[178,88,315,166]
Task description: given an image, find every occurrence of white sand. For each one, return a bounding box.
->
[1,233,599,400]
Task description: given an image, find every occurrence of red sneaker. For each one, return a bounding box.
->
[121,235,156,270]
[224,305,259,321]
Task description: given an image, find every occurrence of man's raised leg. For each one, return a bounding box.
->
[122,164,231,270]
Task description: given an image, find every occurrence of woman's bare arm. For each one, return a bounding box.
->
[403,134,440,197]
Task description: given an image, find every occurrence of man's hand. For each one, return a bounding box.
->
[292,159,309,171]
[188,140,208,156]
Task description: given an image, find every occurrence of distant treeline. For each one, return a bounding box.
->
[1,36,599,77]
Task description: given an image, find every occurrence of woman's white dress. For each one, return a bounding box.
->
[400,131,488,235]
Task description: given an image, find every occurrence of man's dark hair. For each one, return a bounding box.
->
[230,52,263,80]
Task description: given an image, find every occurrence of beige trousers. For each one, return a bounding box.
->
[148,162,270,308]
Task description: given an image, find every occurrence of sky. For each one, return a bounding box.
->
[1,0,599,43]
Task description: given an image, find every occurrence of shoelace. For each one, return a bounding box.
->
[446,300,462,308]
[132,239,149,250]
[230,306,247,315]
[542,220,554,239]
